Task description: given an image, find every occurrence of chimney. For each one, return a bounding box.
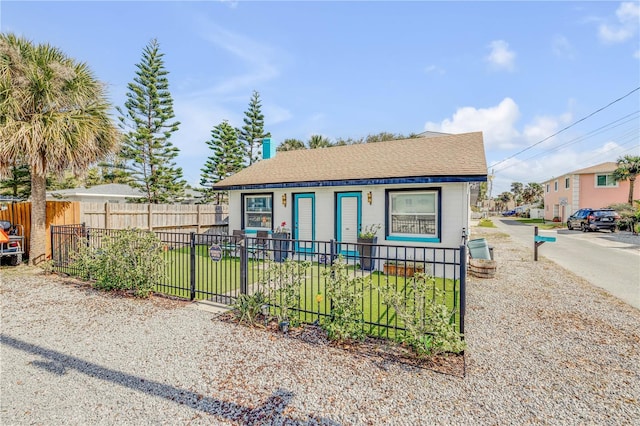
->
[262,138,276,160]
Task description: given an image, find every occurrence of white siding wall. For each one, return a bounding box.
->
[229,182,470,247]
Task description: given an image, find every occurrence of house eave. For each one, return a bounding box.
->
[214,175,487,191]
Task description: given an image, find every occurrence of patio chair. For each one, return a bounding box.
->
[221,230,244,257]
[248,230,270,260]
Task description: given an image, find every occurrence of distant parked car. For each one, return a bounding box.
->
[502,210,517,217]
[566,208,620,232]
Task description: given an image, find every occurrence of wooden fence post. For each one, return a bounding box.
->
[105,202,111,229]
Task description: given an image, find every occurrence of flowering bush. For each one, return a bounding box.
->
[275,221,290,233]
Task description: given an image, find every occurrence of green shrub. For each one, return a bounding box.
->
[233,292,268,325]
[478,218,496,228]
[380,272,465,356]
[321,257,367,342]
[71,229,166,297]
[260,259,311,326]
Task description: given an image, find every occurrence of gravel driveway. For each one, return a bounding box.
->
[1,225,639,425]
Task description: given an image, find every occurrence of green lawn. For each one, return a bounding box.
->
[158,246,462,335]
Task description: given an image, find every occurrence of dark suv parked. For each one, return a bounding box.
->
[566,208,620,232]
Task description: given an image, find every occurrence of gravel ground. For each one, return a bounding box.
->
[1,226,639,425]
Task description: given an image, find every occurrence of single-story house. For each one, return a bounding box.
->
[542,162,640,222]
[47,183,144,203]
[212,132,487,250]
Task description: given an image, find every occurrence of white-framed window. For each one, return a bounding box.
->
[565,177,570,189]
[243,193,273,229]
[546,184,550,193]
[595,174,617,187]
[554,181,558,191]
[387,189,439,242]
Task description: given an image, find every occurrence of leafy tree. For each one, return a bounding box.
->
[613,155,640,205]
[496,191,512,211]
[0,162,30,198]
[117,39,186,204]
[308,134,332,149]
[276,138,306,152]
[522,182,543,205]
[510,182,523,206]
[0,34,119,264]
[239,90,270,165]
[200,120,244,203]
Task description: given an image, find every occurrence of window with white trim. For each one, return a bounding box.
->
[565,177,570,189]
[554,181,558,191]
[595,174,617,187]
[546,184,550,193]
[243,194,273,229]
[387,190,438,240]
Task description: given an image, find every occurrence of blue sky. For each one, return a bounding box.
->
[2,1,639,195]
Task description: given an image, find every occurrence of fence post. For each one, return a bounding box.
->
[240,240,248,295]
[189,232,196,301]
[84,223,90,248]
[50,225,55,265]
[459,244,467,336]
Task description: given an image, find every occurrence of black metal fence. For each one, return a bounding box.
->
[51,225,467,336]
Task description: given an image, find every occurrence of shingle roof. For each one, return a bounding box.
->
[213,132,487,189]
[47,183,144,198]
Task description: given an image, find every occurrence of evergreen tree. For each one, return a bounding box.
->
[116,39,186,204]
[239,90,270,164]
[0,162,31,198]
[200,120,244,203]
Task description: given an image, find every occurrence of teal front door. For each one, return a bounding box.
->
[293,193,315,253]
[336,192,361,256]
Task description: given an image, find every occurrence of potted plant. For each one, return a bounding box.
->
[383,260,425,278]
[273,221,290,262]
[357,224,380,271]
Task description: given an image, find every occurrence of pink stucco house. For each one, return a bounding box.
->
[542,162,640,222]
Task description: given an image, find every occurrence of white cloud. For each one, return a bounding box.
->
[425,98,521,149]
[425,64,445,75]
[485,40,516,71]
[598,2,639,44]
[264,104,292,126]
[616,1,640,23]
[192,19,283,95]
[522,112,572,146]
[634,49,640,59]
[552,35,575,59]
[491,140,632,195]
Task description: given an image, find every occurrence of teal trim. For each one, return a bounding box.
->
[336,192,361,256]
[293,193,315,253]
[386,235,441,243]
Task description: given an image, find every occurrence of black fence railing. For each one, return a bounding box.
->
[51,225,467,336]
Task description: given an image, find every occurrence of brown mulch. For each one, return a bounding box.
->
[217,312,465,377]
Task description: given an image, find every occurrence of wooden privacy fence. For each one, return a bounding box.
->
[0,201,81,259]
[79,203,228,232]
[0,201,228,259]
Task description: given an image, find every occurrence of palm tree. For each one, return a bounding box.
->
[522,183,543,205]
[308,134,332,149]
[276,138,306,152]
[613,155,640,205]
[0,34,119,264]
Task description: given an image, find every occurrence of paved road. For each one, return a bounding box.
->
[491,217,640,310]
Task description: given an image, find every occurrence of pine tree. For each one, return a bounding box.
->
[239,90,270,165]
[0,162,31,198]
[200,120,244,203]
[116,39,186,204]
